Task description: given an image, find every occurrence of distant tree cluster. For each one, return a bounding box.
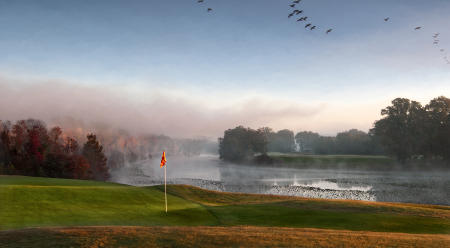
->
[218,126,382,162]
[0,119,109,181]
[371,96,450,162]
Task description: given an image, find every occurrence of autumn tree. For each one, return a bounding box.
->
[82,134,109,181]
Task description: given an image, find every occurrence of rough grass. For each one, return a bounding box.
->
[1,176,449,235]
[1,226,449,248]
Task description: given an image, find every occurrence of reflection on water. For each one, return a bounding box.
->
[111,155,450,205]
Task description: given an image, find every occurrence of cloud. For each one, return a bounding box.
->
[0,76,326,137]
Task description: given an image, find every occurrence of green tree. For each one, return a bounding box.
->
[313,136,336,155]
[335,129,371,155]
[425,96,450,160]
[268,129,295,153]
[371,98,426,162]
[219,126,267,162]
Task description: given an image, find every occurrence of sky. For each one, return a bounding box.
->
[0,0,449,138]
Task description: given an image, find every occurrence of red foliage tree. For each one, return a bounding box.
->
[82,134,109,181]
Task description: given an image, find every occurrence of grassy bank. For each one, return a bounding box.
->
[1,175,449,234]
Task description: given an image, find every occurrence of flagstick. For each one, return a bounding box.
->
[164,162,167,213]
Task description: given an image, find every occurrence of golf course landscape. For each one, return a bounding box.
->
[1,175,449,247]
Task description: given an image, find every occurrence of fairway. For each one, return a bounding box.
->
[1,175,449,247]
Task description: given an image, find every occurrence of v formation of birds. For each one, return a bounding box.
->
[195,0,448,65]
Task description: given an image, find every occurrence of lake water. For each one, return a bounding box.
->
[111,155,450,205]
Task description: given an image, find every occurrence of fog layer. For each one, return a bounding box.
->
[0,76,380,137]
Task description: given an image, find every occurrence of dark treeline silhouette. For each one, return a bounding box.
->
[371,96,450,162]
[0,119,109,180]
[219,96,450,165]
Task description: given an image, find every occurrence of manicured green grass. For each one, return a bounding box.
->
[1,175,449,235]
[0,176,217,230]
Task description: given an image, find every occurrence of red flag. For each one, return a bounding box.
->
[160,151,167,168]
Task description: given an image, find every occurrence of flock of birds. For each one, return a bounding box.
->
[195,0,449,65]
[432,33,450,64]
[287,0,332,34]
[196,0,212,13]
[383,18,449,65]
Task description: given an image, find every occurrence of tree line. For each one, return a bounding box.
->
[0,119,109,180]
[218,127,381,162]
[219,96,450,164]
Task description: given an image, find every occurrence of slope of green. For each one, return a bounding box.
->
[0,176,217,230]
[1,176,449,234]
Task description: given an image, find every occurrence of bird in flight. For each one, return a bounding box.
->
[433,33,440,38]
[305,23,312,28]
[297,17,307,22]
[384,17,390,22]
[295,10,303,15]
[290,4,296,8]
[197,0,204,3]
[326,29,333,34]
[293,0,301,3]
[288,13,294,18]
[414,26,422,30]
[207,8,213,12]
[310,26,316,30]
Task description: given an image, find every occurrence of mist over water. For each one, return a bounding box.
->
[111,155,450,206]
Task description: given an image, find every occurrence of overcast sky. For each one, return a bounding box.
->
[0,0,449,137]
